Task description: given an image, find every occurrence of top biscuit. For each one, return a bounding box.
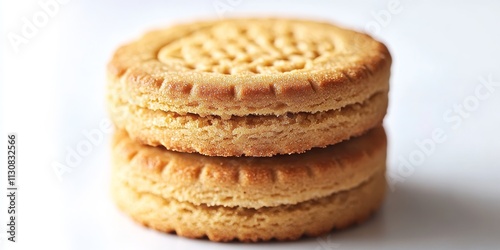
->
[108,18,391,118]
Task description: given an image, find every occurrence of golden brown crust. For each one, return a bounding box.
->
[112,170,386,242]
[107,18,391,117]
[111,127,386,208]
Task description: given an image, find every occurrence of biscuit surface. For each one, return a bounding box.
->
[107,18,391,156]
[108,18,391,117]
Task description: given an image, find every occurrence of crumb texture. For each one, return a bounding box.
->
[109,91,388,156]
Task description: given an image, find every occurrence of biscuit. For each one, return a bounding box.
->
[112,170,385,242]
[112,126,386,208]
[111,127,387,241]
[107,18,391,156]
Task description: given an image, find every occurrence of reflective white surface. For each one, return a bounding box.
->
[1,0,500,249]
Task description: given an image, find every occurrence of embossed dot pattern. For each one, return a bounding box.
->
[157,21,338,74]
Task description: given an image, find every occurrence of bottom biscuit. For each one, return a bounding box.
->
[111,171,386,242]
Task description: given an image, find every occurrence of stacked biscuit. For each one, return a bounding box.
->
[107,18,391,242]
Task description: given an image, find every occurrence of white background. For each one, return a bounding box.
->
[1,0,500,249]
